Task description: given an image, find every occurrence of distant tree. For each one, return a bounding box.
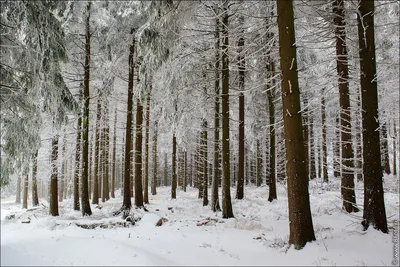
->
[22,173,28,209]
[32,150,39,207]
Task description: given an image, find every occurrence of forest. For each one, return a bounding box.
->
[1,0,399,266]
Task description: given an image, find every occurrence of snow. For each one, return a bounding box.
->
[1,175,399,266]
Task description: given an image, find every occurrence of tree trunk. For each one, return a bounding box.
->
[32,150,39,206]
[164,152,168,186]
[381,121,390,174]
[144,81,151,204]
[321,88,328,182]
[74,87,83,210]
[171,133,177,199]
[16,175,21,204]
[50,134,59,216]
[309,113,316,180]
[81,1,92,216]
[111,108,117,198]
[267,42,277,201]
[92,98,102,204]
[221,1,234,219]
[102,101,110,202]
[183,151,187,192]
[22,173,28,209]
[333,0,358,212]
[59,137,66,202]
[151,122,158,195]
[121,29,136,212]
[203,119,209,206]
[355,85,363,182]
[134,97,144,207]
[197,137,203,198]
[357,0,388,233]
[303,99,309,180]
[256,140,262,186]
[276,0,315,249]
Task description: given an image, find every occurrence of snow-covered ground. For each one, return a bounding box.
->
[1,176,399,266]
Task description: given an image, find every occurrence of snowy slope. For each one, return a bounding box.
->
[1,175,399,266]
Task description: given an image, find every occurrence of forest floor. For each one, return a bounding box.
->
[1,175,399,266]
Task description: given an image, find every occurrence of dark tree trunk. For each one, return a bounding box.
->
[357,0,388,233]
[32,150,39,206]
[203,119,209,206]
[236,15,245,200]
[121,29,136,212]
[151,122,158,195]
[81,1,92,216]
[22,173,28,209]
[303,98,309,180]
[221,1,234,218]
[111,109,117,198]
[183,150,187,192]
[171,133,177,199]
[276,0,315,249]
[393,119,397,176]
[144,81,151,204]
[321,88,328,182]
[50,134,59,216]
[256,140,262,186]
[309,113,316,180]
[333,0,358,212]
[267,46,277,201]
[197,137,203,198]
[102,101,110,202]
[59,137,66,202]
[381,121,391,174]
[92,98,102,204]
[74,88,83,210]
[134,98,144,207]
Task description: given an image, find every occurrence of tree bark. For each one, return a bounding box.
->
[151,122,158,195]
[50,134,59,216]
[16,175,21,204]
[309,113,316,180]
[276,0,315,249]
[164,152,168,186]
[32,150,39,206]
[121,29,136,212]
[102,101,110,202]
[202,119,209,206]
[74,87,83,210]
[321,88,328,182]
[144,80,152,204]
[333,0,358,212]
[92,98,102,204]
[111,108,117,198]
[221,1,234,218]
[333,114,341,178]
[381,121,391,174]
[134,97,144,207]
[22,173,28,209]
[357,0,388,233]
[393,119,397,176]
[171,133,177,199]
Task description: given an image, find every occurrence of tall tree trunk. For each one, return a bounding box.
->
[321,88,328,182]
[303,98,309,180]
[267,41,277,201]
[203,120,209,206]
[22,173,28,209]
[50,134,59,216]
[121,29,136,213]
[102,101,110,202]
[197,136,203,198]
[59,137,66,202]
[74,88,83,210]
[144,81,151,204]
[355,85,363,182]
[134,98,144,207]
[32,150,39,206]
[333,0,358,212]
[276,0,315,249]
[256,140,262,186]
[309,113,316,179]
[151,122,158,195]
[381,121,391,174]
[357,0,388,233]
[236,15,245,200]
[111,108,117,198]
[221,1,234,218]
[81,1,92,216]
[183,150,187,192]
[171,133,177,199]
[92,98,102,204]
[88,125,94,199]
